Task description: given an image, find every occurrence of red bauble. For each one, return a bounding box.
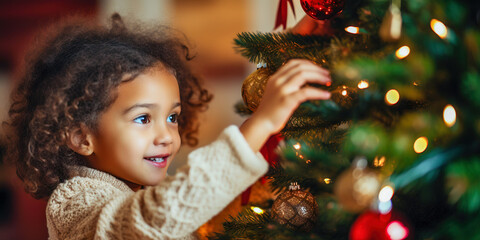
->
[350,210,412,240]
[300,0,345,20]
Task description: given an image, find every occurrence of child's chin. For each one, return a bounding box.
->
[149,175,167,186]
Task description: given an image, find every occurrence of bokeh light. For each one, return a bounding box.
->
[386,221,409,240]
[341,86,348,96]
[345,26,359,34]
[413,137,428,153]
[293,143,301,150]
[395,46,410,59]
[374,156,385,167]
[385,89,400,105]
[251,206,264,215]
[324,178,331,184]
[378,200,393,214]
[443,104,456,127]
[358,80,369,89]
[430,19,448,39]
[378,186,394,202]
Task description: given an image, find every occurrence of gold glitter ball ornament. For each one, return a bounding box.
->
[271,182,318,231]
[334,165,381,213]
[241,68,271,112]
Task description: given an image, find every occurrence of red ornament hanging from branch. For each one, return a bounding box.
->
[241,134,284,205]
[300,0,345,20]
[350,210,413,240]
[274,0,296,30]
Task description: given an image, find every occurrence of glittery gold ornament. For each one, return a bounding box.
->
[241,67,271,112]
[334,158,381,213]
[271,182,318,231]
[379,0,402,41]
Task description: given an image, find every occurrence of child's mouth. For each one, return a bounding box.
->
[144,157,166,163]
[144,154,170,168]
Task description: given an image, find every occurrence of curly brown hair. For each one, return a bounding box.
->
[3,14,212,199]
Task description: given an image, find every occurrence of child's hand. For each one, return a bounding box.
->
[240,59,331,152]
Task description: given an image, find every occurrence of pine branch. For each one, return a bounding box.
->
[208,207,272,240]
[446,156,480,213]
[391,141,480,189]
[234,32,372,70]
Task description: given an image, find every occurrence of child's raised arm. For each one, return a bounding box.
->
[240,59,331,152]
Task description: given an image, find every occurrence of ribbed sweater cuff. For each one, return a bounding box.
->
[221,125,269,177]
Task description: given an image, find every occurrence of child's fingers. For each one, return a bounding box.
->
[274,65,330,88]
[272,59,329,81]
[281,69,331,91]
[269,60,329,89]
[289,86,331,104]
[281,59,329,76]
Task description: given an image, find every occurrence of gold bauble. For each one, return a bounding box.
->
[241,68,271,112]
[334,167,380,213]
[271,182,318,232]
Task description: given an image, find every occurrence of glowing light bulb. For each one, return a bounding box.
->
[324,178,331,184]
[251,206,264,214]
[385,89,400,105]
[358,80,369,89]
[345,26,359,34]
[395,46,410,59]
[378,186,394,202]
[413,137,428,153]
[373,156,385,167]
[387,221,409,240]
[430,19,448,39]
[443,104,456,127]
[341,89,348,96]
[293,143,301,150]
[378,200,393,214]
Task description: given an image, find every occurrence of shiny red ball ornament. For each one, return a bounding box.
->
[350,210,412,240]
[300,0,345,20]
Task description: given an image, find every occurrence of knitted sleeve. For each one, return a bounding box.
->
[48,125,269,239]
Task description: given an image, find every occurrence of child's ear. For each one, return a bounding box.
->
[66,124,95,156]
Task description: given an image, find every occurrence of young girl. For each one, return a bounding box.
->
[4,14,331,239]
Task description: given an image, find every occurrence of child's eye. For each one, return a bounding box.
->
[133,115,150,124]
[167,113,178,124]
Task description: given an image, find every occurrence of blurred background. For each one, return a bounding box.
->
[0,0,305,239]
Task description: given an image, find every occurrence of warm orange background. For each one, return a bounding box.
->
[0,1,303,239]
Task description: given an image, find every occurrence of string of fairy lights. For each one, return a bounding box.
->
[344,17,456,156]
[245,18,456,240]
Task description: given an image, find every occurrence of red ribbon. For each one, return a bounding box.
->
[274,0,296,30]
[241,134,284,205]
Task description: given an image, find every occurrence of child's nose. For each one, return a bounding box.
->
[153,123,173,146]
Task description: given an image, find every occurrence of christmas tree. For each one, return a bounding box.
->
[209,0,480,239]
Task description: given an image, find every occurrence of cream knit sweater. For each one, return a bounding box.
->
[46,126,269,239]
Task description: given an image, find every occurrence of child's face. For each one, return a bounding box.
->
[88,65,181,190]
